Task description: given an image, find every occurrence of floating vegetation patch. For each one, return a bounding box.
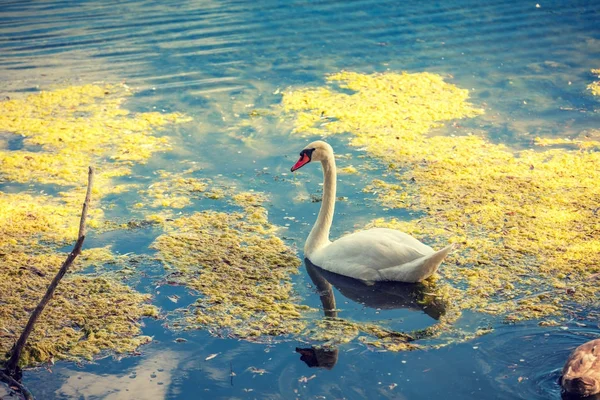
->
[588,69,600,96]
[133,166,308,338]
[534,135,600,150]
[0,84,190,366]
[280,70,600,325]
[302,307,477,352]
[137,168,212,209]
[0,84,190,194]
[151,207,308,338]
[281,71,484,148]
[137,166,271,225]
[0,193,157,366]
[306,318,419,352]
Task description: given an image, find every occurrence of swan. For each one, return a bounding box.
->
[290,140,455,283]
[561,338,600,397]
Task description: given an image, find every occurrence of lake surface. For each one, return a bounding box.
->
[1,0,600,399]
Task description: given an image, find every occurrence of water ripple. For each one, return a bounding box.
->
[474,323,600,400]
[1,0,598,100]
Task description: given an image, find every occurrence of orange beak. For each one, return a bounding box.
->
[291,153,311,172]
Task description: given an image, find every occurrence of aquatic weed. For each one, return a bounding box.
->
[281,70,600,325]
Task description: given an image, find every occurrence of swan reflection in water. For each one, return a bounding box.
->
[296,259,447,369]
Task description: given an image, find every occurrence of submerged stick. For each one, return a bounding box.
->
[3,167,94,378]
[0,369,34,400]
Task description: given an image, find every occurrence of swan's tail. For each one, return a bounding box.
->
[378,243,456,283]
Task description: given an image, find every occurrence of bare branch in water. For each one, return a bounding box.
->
[2,167,95,398]
[0,369,34,400]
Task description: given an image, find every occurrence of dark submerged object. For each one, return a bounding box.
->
[561,338,600,398]
[296,347,339,370]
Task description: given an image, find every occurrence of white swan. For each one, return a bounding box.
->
[291,140,455,283]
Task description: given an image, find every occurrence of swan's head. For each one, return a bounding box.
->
[291,141,333,172]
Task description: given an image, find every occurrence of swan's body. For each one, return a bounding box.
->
[561,339,600,397]
[291,140,454,283]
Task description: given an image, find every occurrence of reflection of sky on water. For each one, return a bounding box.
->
[30,323,597,399]
[57,350,180,399]
[2,0,600,398]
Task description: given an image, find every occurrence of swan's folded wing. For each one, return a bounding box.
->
[378,245,454,282]
[310,228,433,276]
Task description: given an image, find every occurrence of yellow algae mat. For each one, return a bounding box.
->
[589,69,600,96]
[2,69,598,366]
[0,84,182,365]
[144,175,308,338]
[280,70,600,326]
[0,84,308,366]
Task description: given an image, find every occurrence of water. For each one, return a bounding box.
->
[1,0,600,398]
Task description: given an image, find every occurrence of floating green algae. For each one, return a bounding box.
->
[151,208,307,338]
[0,84,190,194]
[0,84,192,366]
[137,168,212,209]
[281,71,484,146]
[91,145,310,340]
[364,131,600,322]
[281,70,600,325]
[305,318,419,352]
[588,69,600,96]
[0,193,157,366]
[303,306,468,352]
[534,135,600,150]
[137,166,272,227]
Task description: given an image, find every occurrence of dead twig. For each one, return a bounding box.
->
[0,369,34,400]
[2,167,94,392]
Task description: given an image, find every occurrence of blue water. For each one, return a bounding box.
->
[2,0,600,398]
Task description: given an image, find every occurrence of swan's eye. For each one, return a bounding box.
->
[301,148,315,158]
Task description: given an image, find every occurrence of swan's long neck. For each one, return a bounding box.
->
[305,156,336,256]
